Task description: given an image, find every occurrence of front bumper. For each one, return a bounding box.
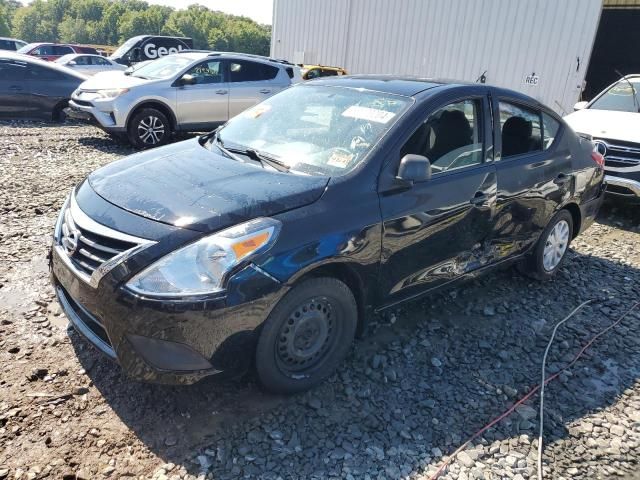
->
[66,94,127,133]
[605,174,640,200]
[51,239,285,385]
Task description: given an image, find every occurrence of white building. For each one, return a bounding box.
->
[271,0,640,114]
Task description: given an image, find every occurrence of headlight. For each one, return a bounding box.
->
[126,217,281,297]
[97,88,130,99]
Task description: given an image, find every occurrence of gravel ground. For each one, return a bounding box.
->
[1,121,639,480]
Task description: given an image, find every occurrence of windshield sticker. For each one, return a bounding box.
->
[342,105,396,124]
[327,150,354,169]
[243,104,272,119]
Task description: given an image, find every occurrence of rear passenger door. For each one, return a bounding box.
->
[491,97,561,260]
[379,93,498,304]
[0,60,29,116]
[227,59,286,118]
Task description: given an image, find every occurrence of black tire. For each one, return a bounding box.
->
[127,108,171,148]
[255,277,357,394]
[518,209,574,280]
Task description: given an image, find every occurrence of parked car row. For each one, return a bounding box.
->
[65,51,302,147]
[49,76,605,392]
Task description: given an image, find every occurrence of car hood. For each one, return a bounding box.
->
[87,138,329,233]
[77,71,151,90]
[564,109,640,143]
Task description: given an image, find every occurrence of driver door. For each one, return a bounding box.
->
[175,59,229,130]
[378,93,498,305]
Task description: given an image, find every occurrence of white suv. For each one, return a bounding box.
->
[66,51,302,148]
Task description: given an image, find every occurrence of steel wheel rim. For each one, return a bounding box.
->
[275,297,336,374]
[137,116,165,145]
[543,219,570,272]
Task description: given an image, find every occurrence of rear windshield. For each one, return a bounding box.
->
[589,79,640,113]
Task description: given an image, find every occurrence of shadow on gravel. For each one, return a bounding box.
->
[596,197,640,233]
[71,221,640,478]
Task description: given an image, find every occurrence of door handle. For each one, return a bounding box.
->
[259,89,271,94]
[554,173,571,186]
[470,191,489,207]
[215,89,228,95]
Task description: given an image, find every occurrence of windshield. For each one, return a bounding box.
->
[130,55,192,79]
[17,43,37,54]
[215,85,412,176]
[590,79,640,112]
[110,37,141,59]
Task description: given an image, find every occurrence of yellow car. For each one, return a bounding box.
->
[301,65,348,80]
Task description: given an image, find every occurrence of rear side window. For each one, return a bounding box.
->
[320,69,338,77]
[74,56,90,65]
[28,64,65,81]
[0,39,15,50]
[0,61,26,81]
[542,113,561,150]
[92,56,110,66]
[499,101,542,159]
[401,99,483,175]
[228,60,279,82]
[54,46,74,55]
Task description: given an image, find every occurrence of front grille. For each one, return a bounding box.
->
[55,193,153,287]
[61,206,137,276]
[594,138,640,169]
[58,284,112,348]
[72,99,94,107]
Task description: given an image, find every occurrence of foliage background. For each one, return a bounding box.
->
[0,0,271,55]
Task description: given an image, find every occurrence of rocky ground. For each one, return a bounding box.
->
[1,121,639,480]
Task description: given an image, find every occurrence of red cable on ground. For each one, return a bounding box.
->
[427,300,640,480]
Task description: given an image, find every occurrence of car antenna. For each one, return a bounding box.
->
[615,69,640,113]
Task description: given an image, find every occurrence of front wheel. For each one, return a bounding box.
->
[127,108,171,148]
[255,277,357,394]
[519,209,574,280]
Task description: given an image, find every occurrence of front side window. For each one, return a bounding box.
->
[28,65,65,81]
[499,101,542,158]
[74,56,90,66]
[215,85,412,176]
[229,60,279,82]
[401,99,483,175]
[33,45,54,56]
[589,79,640,113]
[184,60,224,84]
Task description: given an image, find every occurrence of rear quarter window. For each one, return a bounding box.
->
[228,60,279,82]
[542,113,561,150]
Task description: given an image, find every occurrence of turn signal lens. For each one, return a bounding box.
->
[231,231,270,260]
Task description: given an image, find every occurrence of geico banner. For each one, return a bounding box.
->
[144,43,187,59]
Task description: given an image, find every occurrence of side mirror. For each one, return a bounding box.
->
[179,74,196,86]
[574,101,588,111]
[397,154,431,183]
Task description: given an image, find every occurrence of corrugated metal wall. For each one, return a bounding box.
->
[271,0,604,114]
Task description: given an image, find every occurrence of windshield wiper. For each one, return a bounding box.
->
[211,134,289,172]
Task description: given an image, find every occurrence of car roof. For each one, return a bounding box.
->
[309,75,550,106]
[174,51,292,66]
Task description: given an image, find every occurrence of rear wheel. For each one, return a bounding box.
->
[519,209,573,280]
[255,277,357,393]
[127,108,171,148]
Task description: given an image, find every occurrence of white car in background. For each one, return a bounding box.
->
[56,54,127,76]
[564,75,640,201]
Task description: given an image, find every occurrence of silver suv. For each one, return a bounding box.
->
[66,51,302,147]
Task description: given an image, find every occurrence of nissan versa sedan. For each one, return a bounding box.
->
[50,77,605,393]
